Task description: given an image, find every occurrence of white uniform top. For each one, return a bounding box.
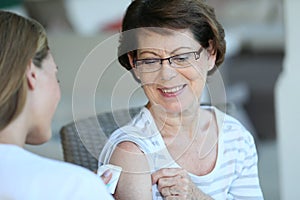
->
[99,106,264,199]
[0,144,114,200]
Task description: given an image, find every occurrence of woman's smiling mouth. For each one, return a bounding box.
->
[159,84,186,97]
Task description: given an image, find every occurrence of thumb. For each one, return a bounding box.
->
[100,169,113,184]
[151,171,159,185]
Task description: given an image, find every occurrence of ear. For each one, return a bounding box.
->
[207,40,217,71]
[127,52,140,80]
[26,60,38,90]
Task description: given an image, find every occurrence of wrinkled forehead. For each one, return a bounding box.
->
[135,27,199,51]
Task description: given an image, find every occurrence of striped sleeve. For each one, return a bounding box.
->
[227,131,264,199]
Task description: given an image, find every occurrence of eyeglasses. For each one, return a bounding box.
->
[134,47,203,73]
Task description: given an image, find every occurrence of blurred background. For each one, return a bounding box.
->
[2,0,298,199]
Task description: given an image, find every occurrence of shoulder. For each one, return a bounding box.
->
[25,152,98,182]
[215,110,258,164]
[0,146,113,200]
[102,108,152,171]
[208,106,256,150]
[13,148,103,187]
[109,140,149,172]
[101,107,161,157]
[209,106,254,142]
[116,141,144,153]
[222,113,255,146]
[34,156,113,199]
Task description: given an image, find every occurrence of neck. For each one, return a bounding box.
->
[0,109,30,147]
[147,103,201,140]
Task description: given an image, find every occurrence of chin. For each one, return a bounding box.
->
[153,104,187,116]
[26,128,52,145]
[163,101,197,114]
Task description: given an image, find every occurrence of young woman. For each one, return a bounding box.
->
[0,11,113,200]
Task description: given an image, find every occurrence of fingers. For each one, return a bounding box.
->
[100,169,113,184]
[152,168,187,184]
[152,168,193,199]
[161,185,184,196]
[157,175,190,196]
[157,174,183,189]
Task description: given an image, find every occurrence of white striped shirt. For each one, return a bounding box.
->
[99,106,264,199]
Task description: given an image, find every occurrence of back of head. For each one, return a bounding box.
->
[118,0,226,71]
[0,11,48,131]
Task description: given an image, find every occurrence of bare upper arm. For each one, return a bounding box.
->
[109,141,152,200]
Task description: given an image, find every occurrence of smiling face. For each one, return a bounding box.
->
[131,29,216,114]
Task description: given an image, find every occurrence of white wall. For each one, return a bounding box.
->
[275,0,300,199]
[65,0,131,35]
[47,33,147,136]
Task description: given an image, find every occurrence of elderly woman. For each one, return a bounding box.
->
[99,0,264,199]
[0,11,113,199]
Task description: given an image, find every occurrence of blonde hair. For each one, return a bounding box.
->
[0,11,49,131]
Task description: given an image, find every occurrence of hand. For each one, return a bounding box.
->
[152,168,213,200]
[99,169,113,185]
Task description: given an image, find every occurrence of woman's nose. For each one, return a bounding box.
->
[159,61,177,81]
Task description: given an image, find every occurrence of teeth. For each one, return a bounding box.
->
[161,85,184,93]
